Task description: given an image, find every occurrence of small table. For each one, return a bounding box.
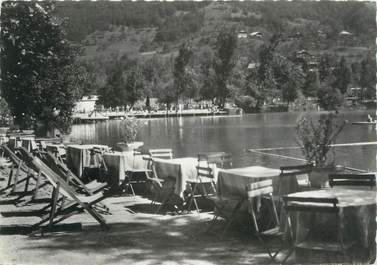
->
[66,144,110,178]
[153,157,199,198]
[285,188,376,261]
[102,151,149,186]
[217,166,293,198]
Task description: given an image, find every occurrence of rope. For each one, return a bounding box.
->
[249,141,377,152]
[248,149,371,173]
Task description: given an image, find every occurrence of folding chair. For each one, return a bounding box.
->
[123,150,153,197]
[329,173,376,189]
[279,163,313,191]
[198,152,233,169]
[144,156,180,214]
[282,196,355,263]
[247,179,285,261]
[148,149,173,159]
[17,147,109,232]
[187,152,232,212]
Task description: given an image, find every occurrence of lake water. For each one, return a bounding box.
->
[69,110,376,171]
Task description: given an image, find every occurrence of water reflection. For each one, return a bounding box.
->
[69,111,376,171]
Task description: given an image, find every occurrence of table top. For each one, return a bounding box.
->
[219,166,281,178]
[286,188,376,207]
[67,144,110,150]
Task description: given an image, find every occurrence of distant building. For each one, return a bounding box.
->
[250,31,263,38]
[73,95,99,113]
[237,30,248,39]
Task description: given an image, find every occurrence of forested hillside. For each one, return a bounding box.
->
[54,1,375,111]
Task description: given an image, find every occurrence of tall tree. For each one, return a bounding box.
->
[359,56,376,99]
[124,66,144,109]
[213,27,237,107]
[1,2,84,135]
[332,56,351,95]
[98,66,125,108]
[173,43,193,108]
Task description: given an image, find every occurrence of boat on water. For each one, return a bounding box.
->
[351,121,377,125]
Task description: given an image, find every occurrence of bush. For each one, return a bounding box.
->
[295,112,346,167]
[121,118,139,143]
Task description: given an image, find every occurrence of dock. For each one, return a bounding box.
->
[72,109,235,123]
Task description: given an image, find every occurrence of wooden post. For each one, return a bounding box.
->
[24,167,31,193]
[49,182,60,228]
[31,171,42,201]
[7,165,14,187]
[11,161,22,193]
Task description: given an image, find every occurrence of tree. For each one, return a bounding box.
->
[98,66,125,108]
[213,27,237,107]
[359,56,375,99]
[173,42,193,107]
[1,2,82,135]
[197,46,216,102]
[124,66,144,109]
[332,56,351,95]
[317,76,343,110]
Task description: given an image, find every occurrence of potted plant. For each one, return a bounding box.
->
[295,112,346,188]
[116,117,143,152]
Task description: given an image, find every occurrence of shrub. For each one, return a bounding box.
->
[295,112,346,167]
[121,118,139,143]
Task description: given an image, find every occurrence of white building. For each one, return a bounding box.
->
[73,95,99,113]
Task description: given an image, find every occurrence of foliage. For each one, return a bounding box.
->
[234,95,258,113]
[359,56,376,99]
[121,117,139,143]
[173,42,193,106]
[332,56,351,94]
[213,27,237,107]
[124,66,144,108]
[0,98,11,125]
[317,76,344,111]
[97,66,125,108]
[1,2,82,134]
[296,112,346,167]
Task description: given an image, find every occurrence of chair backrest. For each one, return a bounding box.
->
[279,163,313,177]
[283,196,339,214]
[198,152,233,168]
[246,179,279,233]
[246,179,274,198]
[196,165,214,179]
[329,173,376,189]
[149,149,173,159]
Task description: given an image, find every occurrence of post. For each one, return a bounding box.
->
[49,182,60,228]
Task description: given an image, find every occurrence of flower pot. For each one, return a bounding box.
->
[309,165,345,188]
[115,141,144,152]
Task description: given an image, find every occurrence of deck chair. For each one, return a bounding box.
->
[39,150,108,196]
[123,150,154,197]
[17,147,109,231]
[148,149,173,159]
[247,179,285,261]
[1,145,46,199]
[329,173,376,189]
[282,196,355,263]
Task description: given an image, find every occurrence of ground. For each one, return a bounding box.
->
[0,162,280,265]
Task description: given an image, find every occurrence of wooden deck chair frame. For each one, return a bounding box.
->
[36,151,110,213]
[148,149,173,159]
[17,147,109,232]
[40,150,108,196]
[247,179,285,262]
[281,196,355,264]
[329,173,376,189]
[1,145,48,201]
